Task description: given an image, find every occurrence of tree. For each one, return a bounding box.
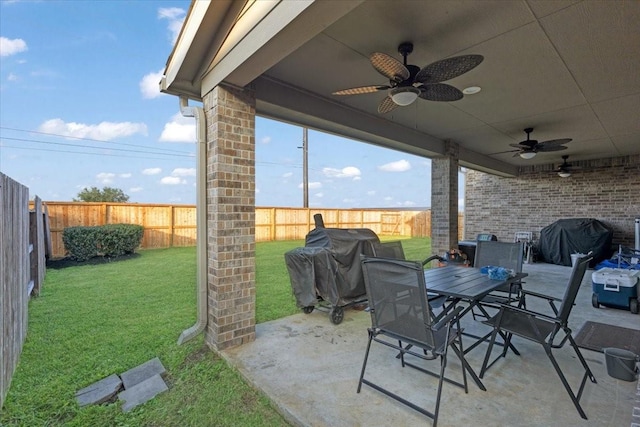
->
[74,186,130,203]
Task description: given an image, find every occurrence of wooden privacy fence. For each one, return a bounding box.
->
[1,174,48,407]
[41,202,465,259]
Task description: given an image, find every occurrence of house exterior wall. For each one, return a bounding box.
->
[204,85,257,350]
[464,155,640,253]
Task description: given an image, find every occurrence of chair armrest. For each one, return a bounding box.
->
[422,255,445,266]
[431,306,463,332]
[520,289,562,303]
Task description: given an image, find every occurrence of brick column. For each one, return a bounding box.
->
[431,140,459,256]
[203,85,256,350]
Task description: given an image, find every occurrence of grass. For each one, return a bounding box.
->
[1,237,430,426]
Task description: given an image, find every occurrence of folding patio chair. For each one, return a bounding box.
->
[479,254,596,419]
[372,242,447,310]
[471,241,525,320]
[358,256,479,427]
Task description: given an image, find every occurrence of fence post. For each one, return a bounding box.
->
[169,205,175,248]
[29,196,45,296]
[270,208,276,240]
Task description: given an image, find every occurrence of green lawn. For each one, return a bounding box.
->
[1,237,430,426]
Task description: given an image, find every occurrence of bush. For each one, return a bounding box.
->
[62,224,144,261]
[98,224,144,257]
[62,226,100,261]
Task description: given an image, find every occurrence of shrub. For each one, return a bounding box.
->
[62,224,144,261]
[98,224,144,257]
[62,226,100,261]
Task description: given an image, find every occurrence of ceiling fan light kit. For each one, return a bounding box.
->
[390,86,420,106]
[556,155,578,178]
[519,151,536,159]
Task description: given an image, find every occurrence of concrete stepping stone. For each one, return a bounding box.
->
[120,357,166,389]
[118,374,168,412]
[75,374,122,407]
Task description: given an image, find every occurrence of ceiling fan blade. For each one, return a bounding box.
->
[539,138,572,146]
[536,144,568,152]
[378,96,399,114]
[332,85,390,95]
[419,83,463,101]
[370,52,410,82]
[415,55,484,84]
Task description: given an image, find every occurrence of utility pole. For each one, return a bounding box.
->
[302,127,309,207]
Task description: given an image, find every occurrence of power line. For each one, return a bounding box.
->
[0,126,192,155]
[1,136,195,158]
[1,145,191,161]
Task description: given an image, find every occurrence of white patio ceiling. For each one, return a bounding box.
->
[162,0,640,177]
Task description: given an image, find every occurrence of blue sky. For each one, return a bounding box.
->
[0,0,462,209]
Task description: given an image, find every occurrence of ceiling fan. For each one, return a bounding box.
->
[332,42,483,114]
[504,128,572,159]
[555,155,580,177]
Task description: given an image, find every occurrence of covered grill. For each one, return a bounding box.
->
[285,214,380,324]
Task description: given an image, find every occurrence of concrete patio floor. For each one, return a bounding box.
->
[223,262,639,427]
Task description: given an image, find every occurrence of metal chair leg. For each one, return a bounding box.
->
[357,330,374,393]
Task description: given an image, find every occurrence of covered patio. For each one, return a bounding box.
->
[160,0,640,352]
[222,261,639,426]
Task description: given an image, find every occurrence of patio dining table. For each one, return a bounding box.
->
[424,265,528,365]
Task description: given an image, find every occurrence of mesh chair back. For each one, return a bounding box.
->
[373,241,406,259]
[361,257,436,348]
[556,255,592,324]
[475,241,524,293]
[475,241,524,273]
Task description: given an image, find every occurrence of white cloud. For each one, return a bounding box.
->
[400,200,416,207]
[378,159,411,172]
[367,190,376,196]
[160,167,193,185]
[260,136,271,144]
[7,73,19,81]
[129,186,143,193]
[282,172,293,178]
[119,173,132,178]
[159,112,196,142]
[38,118,147,140]
[140,69,164,99]
[160,176,186,185]
[0,37,27,57]
[322,166,361,179]
[96,172,115,184]
[171,167,196,177]
[315,192,323,198]
[158,7,186,44]
[300,181,322,190]
[142,167,161,175]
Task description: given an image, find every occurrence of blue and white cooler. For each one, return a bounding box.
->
[591,268,640,314]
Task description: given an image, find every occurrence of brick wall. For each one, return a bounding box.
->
[431,142,460,255]
[204,85,257,350]
[464,155,640,252]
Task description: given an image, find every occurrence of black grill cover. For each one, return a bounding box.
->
[538,218,613,266]
[285,228,379,307]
